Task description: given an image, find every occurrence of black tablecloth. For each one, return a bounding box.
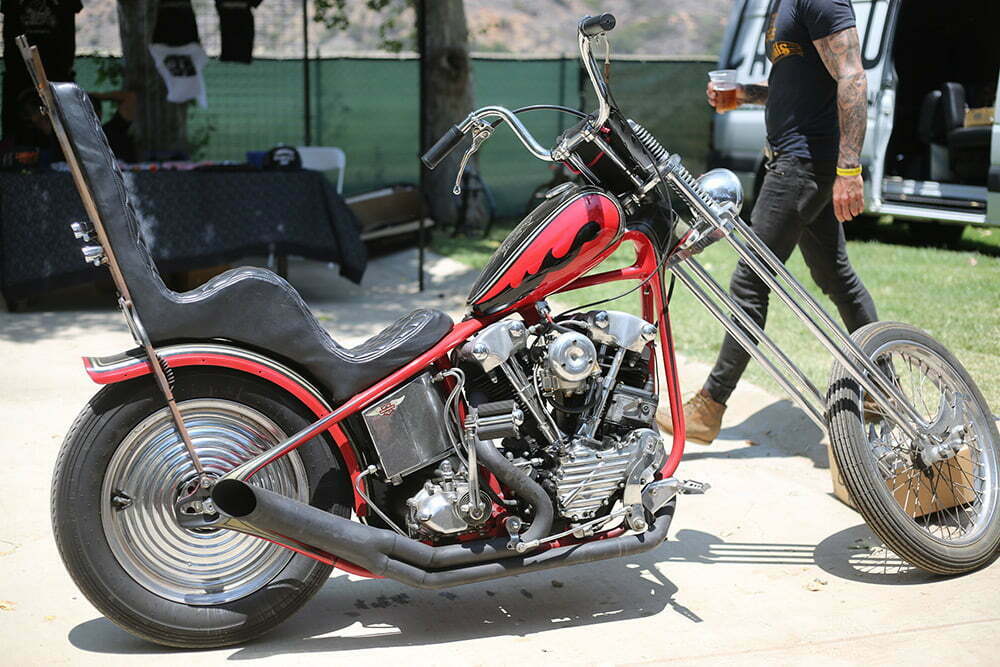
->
[0,170,367,302]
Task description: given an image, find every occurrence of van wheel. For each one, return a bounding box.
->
[909,222,965,248]
[845,215,880,240]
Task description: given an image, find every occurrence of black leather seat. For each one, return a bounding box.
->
[940,82,990,185]
[48,82,453,401]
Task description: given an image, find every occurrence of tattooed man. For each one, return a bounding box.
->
[665,0,878,444]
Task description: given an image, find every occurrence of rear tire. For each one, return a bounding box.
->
[827,322,1000,575]
[52,368,352,648]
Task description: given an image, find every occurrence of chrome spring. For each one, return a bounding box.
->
[156,354,175,389]
[662,154,711,201]
[627,119,669,162]
[627,119,711,203]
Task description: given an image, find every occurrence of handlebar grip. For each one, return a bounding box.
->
[420,125,466,170]
[579,13,616,37]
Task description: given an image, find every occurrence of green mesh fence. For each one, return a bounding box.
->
[6,54,714,218]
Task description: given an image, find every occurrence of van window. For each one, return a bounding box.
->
[730,0,889,81]
[858,0,890,68]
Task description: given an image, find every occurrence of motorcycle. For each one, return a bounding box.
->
[18,12,999,649]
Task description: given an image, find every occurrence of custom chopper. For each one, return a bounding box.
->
[19,12,999,649]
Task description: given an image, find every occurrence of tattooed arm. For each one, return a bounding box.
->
[739,83,769,105]
[815,26,867,221]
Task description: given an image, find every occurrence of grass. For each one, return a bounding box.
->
[434,221,1000,410]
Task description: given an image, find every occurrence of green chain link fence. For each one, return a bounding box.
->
[6,53,716,218]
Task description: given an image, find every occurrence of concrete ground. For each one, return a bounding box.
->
[2,249,998,666]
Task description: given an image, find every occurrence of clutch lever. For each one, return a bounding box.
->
[453,120,493,195]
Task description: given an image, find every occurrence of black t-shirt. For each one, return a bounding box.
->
[217,0,263,63]
[2,0,83,80]
[152,0,201,46]
[1,0,83,141]
[764,0,856,161]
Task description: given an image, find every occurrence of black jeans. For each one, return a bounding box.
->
[703,154,878,404]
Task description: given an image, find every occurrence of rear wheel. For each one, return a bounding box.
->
[827,322,1000,574]
[52,368,352,648]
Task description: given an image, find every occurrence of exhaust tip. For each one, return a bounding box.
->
[212,479,258,517]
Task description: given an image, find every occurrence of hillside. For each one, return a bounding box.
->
[50,0,734,58]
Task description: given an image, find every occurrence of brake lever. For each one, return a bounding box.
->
[453,120,493,195]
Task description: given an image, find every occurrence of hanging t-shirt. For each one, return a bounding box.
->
[149,43,209,108]
[152,0,201,47]
[216,0,263,64]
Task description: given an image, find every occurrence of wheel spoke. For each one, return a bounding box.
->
[849,339,996,548]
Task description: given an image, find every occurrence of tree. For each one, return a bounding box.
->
[315,0,487,229]
[417,0,488,230]
[117,0,188,157]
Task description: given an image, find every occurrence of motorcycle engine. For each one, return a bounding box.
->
[360,309,666,542]
[457,309,666,527]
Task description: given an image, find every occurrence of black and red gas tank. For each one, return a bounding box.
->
[467,186,625,316]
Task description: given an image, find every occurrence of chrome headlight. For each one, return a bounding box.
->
[696,168,744,216]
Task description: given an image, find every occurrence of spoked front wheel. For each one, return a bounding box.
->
[827,322,1000,575]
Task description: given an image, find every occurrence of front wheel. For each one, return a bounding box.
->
[52,368,352,648]
[827,322,1000,575]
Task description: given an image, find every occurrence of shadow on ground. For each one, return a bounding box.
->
[681,399,829,469]
[847,223,1000,258]
[66,523,941,657]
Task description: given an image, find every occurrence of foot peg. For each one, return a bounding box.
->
[679,479,710,495]
[639,477,709,514]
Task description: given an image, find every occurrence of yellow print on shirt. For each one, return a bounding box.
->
[770,40,804,63]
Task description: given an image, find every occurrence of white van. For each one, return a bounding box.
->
[711,0,999,244]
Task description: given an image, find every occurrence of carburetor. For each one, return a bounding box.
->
[539,330,598,396]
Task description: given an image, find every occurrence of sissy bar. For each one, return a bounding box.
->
[16,36,205,474]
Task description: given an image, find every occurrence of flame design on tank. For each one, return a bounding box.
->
[469,190,624,315]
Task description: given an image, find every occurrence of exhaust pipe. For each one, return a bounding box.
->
[212,479,675,590]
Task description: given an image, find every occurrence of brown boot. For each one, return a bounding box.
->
[658,389,726,445]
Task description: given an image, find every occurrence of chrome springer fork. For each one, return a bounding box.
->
[659,154,929,444]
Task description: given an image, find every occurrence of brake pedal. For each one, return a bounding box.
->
[679,479,710,495]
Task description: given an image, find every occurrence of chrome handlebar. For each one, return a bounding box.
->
[455,106,554,162]
[430,15,617,191]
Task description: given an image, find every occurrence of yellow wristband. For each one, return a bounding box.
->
[836,165,862,177]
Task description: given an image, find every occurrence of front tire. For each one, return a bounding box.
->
[827,322,1000,575]
[52,368,352,648]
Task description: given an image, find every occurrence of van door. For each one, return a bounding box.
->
[988,77,1000,225]
[850,0,898,211]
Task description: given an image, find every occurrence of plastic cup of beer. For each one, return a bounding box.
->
[709,69,739,113]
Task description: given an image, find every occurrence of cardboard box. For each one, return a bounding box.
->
[964,107,994,128]
[827,443,976,518]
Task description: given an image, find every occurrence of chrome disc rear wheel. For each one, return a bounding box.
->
[101,399,309,605]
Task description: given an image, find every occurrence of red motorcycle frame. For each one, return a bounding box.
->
[82,224,686,578]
